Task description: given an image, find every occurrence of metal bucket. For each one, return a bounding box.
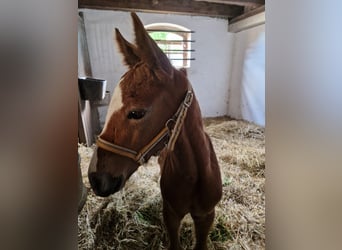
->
[78,77,107,101]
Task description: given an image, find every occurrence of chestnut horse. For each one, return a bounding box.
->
[88,13,222,250]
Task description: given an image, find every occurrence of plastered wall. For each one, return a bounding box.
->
[80,9,234,127]
[228,24,265,126]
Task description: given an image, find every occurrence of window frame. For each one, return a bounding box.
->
[145,23,194,68]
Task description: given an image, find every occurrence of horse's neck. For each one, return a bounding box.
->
[169,94,211,171]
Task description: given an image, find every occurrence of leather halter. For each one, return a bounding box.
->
[96,90,194,165]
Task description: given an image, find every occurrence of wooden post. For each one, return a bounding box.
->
[78,12,102,146]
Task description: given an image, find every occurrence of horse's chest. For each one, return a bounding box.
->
[160,166,196,198]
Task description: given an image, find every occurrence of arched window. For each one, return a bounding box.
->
[145,23,194,68]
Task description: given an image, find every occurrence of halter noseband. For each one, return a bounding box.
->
[96,90,194,165]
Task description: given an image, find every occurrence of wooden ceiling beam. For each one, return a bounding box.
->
[194,0,264,7]
[228,5,264,32]
[78,0,244,18]
[230,4,264,23]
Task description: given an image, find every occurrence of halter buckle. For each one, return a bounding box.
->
[183,91,193,108]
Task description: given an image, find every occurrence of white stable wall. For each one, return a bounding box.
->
[228,24,265,126]
[80,9,234,127]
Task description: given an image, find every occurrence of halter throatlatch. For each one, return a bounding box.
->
[96,90,194,165]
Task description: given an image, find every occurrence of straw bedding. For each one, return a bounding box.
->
[78,117,265,249]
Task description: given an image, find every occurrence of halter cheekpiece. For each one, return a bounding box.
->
[96,90,194,165]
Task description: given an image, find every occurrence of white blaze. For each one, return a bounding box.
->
[100,80,124,135]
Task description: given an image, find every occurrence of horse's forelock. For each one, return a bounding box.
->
[121,63,161,88]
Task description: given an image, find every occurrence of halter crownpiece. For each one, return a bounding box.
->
[167,90,193,151]
[96,89,194,165]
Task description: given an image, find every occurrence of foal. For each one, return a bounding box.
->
[88,12,222,250]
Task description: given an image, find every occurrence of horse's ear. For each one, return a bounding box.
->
[179,68,187,76]
[130,12,173,77]
[115,28,140,68]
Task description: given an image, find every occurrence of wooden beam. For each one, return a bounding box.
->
[228,5,264,32]
[78,13,102,146]
[230,4,264,23]
[78,13,92,146]
[78,0,244,18]
[194,0,264,7]
[78,95,87,145]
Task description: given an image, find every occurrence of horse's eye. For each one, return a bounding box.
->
[127,110,146,120]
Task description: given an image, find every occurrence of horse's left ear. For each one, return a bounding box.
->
[130,12,173,79]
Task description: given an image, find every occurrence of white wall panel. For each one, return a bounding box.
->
[228,24,265,126]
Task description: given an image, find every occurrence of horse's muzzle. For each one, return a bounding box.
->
[88,172,123,197]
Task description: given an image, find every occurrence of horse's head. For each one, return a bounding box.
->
[88,12,189,197]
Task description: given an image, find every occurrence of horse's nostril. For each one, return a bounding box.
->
[88,172,123,197]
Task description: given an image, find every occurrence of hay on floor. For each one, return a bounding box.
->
[78,117,265,250]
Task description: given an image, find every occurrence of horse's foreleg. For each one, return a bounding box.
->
[191,209,215,250]
[163,202,184,250]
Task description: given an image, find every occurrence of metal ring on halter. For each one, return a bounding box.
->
[165,118,176,131]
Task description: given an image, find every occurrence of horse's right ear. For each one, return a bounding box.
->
[115,28,140,68]
[131,12,173,77]
[179,68,187,76]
